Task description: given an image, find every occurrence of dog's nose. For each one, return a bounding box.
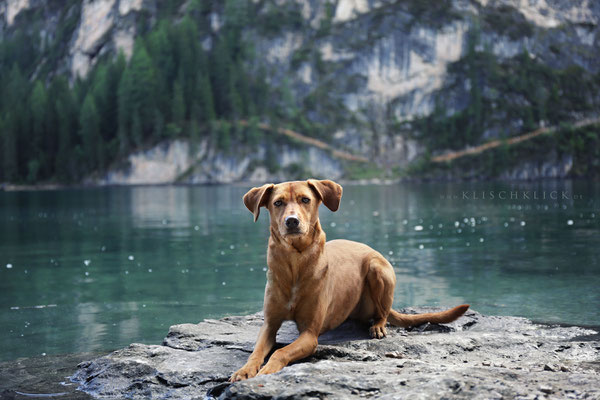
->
[285,216,300,229]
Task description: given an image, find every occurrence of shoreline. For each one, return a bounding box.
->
[2,176,598,192]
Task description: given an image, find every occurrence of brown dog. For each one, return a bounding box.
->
[230,179,469,381]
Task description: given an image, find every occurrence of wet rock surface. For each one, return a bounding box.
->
[0,352,99,400]
[71,308,600,399]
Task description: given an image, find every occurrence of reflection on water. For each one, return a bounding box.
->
[0,181,598,361]
[131,187,192,229]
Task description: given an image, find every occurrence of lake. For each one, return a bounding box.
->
[1,181,599,362]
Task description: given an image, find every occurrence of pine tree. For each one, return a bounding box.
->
[117,67,133,155]
[196,51,216,122]
[217,121,232,150]
[229,69,243,119]
[51,76,78,181]
[189,119,201,153]
[29,80,49,180]
[91,60,123,156]
[4,64,28,181]
[1,113,19,182]
[79,94,102,173]
[177,15,200,112]
[131,110,143,147]
[153,109,165,141]
[211,38,232,117]
[171,71,186,129]
[117,41,158,152]
[130,41,157,139]
[146,23,173,117]
[55,98,75,181]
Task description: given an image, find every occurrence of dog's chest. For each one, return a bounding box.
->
[285,284,299,313]
[267,270,300,315]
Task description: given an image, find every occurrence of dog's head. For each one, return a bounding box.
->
[243,179,343,238]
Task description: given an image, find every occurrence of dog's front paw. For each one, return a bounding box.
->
[369,324,387,339]
[256,359,285,376]
[230,362,261,382]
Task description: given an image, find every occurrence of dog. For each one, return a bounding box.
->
[230,179,469,381]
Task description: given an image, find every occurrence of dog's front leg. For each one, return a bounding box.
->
[230,320,281,381]
[256,330,318,376]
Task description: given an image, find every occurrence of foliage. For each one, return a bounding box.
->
[0,1,275,183]
[408,124,600,180]
[481,5,534,40]
[412,22,600,153]
[344,162,387,180]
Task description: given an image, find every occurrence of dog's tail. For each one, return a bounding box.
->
[387,304,470,328]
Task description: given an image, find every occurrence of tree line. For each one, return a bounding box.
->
[0,1,274,183]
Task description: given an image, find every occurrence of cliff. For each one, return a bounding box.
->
[1,0,599,183]
[94,138,345,185]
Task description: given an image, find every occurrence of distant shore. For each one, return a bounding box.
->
[3,176,599,192]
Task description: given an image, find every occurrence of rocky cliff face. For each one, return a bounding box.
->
[0,0,142,78]
[2,0,599,183]
[69,0,142,78]
[95,139,344,185]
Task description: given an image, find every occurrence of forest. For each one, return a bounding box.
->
[0,1,277,183]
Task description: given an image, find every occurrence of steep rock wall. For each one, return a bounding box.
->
[2,0,598,182]
[97,139,344,185]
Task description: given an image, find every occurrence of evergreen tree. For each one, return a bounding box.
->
[131,110,143,147]
[189,119,201,153]
[91,59,123,157]
[117,40,157,152]
[217,121,232,150]
[1,113,19,182]
[30,80,49,180]
[153,109,165,141]
[4,64,28,181]
[129,41,157,137]
[211,38,232,117]
[117,67,133,155]
[171,72,186,128]
[176,15,200,113]
[146,22,173,117]
[52,76,79,181]
[229,68,243,119]
[196,50,216,121]
[79,94,103,173]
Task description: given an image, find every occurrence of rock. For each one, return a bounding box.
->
[96,139,344,185]
[544,363,558,372]
[71,308,600,399]
[539,385,554,394]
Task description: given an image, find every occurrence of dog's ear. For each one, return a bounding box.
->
[307,179,343,212]
[243,183,274,222]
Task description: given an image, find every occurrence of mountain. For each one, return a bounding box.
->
[1,0,599,184]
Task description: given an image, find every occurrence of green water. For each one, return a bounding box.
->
[1,181,599,362]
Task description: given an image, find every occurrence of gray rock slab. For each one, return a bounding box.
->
[71,308,600,399]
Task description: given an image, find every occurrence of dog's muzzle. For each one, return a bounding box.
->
[284,215,301,233]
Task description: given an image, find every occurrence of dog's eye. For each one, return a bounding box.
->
[302,197,310,204]
[274,200,283,207]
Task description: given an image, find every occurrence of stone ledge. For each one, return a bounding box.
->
[71,308,600,399]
